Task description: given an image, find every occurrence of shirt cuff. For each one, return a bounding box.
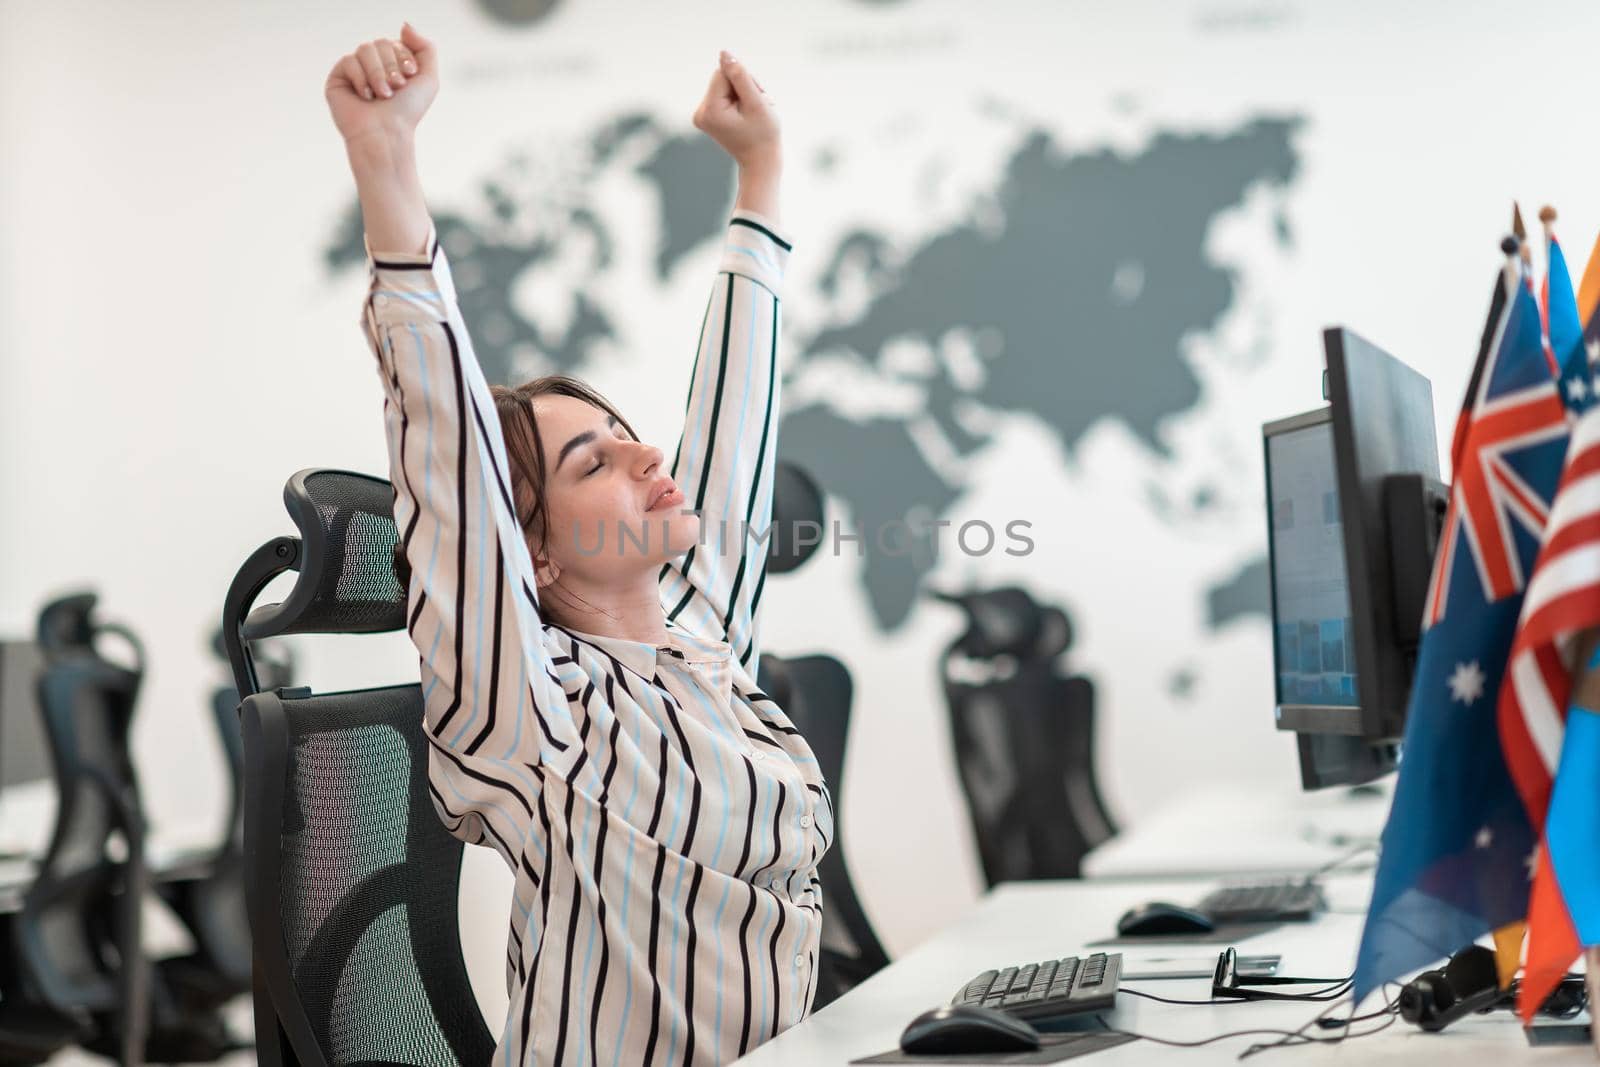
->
[720,209,794,297]
[364,220,455,323]
[364,220,438,266]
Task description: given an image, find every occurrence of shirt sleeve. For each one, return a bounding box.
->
[359,222,578,860]
[658,209,793,670]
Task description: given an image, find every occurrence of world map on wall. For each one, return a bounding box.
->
[325,110,1301,640]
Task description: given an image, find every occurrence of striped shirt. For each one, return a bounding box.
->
[358,209,833,1066]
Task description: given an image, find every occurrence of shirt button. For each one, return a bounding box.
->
[799,815,813,828]
[795,955,806,967]
[752,750,766,761]
[374,293,389,306]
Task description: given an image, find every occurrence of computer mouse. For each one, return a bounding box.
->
[1116,900,1217,937]
[899,1004,1042,1055]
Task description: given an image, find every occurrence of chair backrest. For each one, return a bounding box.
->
[25,594,150,1063]
[227,469,492,1067]
[241,685,493,1067]
[758,652,889,1008]
[934,587,1118,886]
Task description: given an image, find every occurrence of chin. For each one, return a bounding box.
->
[621,509,702,562]
[660,512,702,557]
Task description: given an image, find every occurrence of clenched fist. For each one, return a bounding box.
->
[693,51,781,171]
[325,22,438,148]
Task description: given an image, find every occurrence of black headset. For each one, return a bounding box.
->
[1397,944,1588,1032]
[1396,945,1503,1031]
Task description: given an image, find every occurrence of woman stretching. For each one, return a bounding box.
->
[325,24,831,1066]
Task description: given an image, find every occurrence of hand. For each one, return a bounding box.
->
[325,23,439,149]
[692,51,781,172]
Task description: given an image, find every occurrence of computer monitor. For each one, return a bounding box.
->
[1262,327,1444,788]
[0,640,54,791]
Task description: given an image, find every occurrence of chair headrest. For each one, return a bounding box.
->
[242,469,406,640]
[37,590,147,674]
[37,591,98,654]
[931,585,1049,659]
[767,461,826,576]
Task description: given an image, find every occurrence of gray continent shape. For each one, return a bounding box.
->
[327,112,733,385]
[784,117,1302,631]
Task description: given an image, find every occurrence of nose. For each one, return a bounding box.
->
[630,440,663,479]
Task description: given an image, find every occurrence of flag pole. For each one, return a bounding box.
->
[1514,202,1533,269]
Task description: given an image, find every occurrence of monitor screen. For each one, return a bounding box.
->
[1265,414,1359,715]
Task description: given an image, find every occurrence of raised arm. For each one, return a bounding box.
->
[329,27,577,856]
[657,54,790,669]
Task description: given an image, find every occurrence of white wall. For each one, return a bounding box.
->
[5,0,1600,1026]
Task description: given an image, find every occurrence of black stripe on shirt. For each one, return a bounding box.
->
[736,883,759,1057]
[431,323,471,738]
[667,276,737,625]
[730,216,793,252]
[464,541,507,755]
[722,290,779,650]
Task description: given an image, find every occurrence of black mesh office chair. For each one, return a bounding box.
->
[224,469,494,1067]
[0,603,97,1063]
[756,462,890,1009]
[933,586,1118,885]
[22,591,150,1067]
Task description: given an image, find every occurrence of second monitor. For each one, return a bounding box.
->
[1262,327,1447,788]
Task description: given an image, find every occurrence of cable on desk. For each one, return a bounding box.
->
[1120,977,1352,1007]
[1238,985,1402,1059]
[1096,985,1402,1059]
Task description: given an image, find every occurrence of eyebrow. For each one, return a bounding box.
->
[554,414,621,473]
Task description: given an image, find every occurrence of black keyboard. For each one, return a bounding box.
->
[951,952,1122,1022]
[1198,880,1326,923]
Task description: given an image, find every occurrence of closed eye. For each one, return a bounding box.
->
[581,428,631,478]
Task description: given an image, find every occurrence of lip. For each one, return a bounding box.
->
[646,480,684,512]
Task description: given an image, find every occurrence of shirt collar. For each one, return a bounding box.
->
[561,619,731,681]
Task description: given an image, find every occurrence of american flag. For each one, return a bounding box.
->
[1498,411,1600,825]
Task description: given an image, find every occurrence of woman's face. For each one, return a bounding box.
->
[532,394,701,583]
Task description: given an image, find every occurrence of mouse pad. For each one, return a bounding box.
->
[1086,921,1281,947]
[849,1031,1136,1064]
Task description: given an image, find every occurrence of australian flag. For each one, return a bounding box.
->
[1353,252,1569,1002]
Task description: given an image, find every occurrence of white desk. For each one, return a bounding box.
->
[1081,783,1391,881]
[735,874,1589,1065]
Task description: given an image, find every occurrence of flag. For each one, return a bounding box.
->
[1520,626,1600,1020]
[1497,401,1600,1019]
[1500,410,1600,833]
[1540,210,1590,412]
[1353,249,1570,1003]
[1505,224,1600,1019]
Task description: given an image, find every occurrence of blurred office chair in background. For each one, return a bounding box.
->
[31,595,255,1062]
[225,469,494,1067]
[756,462,890,1008]
[932,586,1118,885]
[21,592,150,1066]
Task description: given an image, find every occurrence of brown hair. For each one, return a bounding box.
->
[391,374,641,598]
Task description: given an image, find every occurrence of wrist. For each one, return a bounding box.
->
[736,148,782,181]
[344,127,417,173]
